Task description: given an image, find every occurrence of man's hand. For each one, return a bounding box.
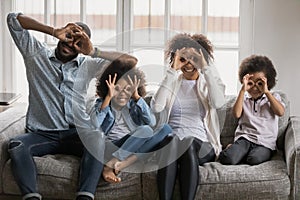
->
[53,23,82,43]
[73,31,94,55]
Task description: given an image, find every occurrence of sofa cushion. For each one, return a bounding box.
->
[217,95,239,148]
[2,155,142,200]
[276,91,290,149]
[0,103,27,194]
[142,154,290,200]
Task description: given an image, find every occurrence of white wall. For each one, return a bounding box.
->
[251,0,300,116]
[0,1,4,91]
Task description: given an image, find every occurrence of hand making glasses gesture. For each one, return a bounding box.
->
[100,73,141,111]
[172,48,208,71]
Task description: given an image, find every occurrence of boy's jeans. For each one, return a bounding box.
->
[8,128,104,200]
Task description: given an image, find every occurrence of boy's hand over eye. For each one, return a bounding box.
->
[257,77,269,94]
[242,74,254,92]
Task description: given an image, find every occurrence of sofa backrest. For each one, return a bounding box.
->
[217,91,290,150]
[89,90,290,150]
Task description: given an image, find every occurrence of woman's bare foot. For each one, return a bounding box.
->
[102,165,121,183]
[114,155,138,174]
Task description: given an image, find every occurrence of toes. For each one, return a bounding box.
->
[104,175,121,183]
[102,167,121,183]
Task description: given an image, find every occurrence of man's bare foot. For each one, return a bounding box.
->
[102,166,121,183]
[114,155,138,174]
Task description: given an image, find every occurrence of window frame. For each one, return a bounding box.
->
[1,0,254,96]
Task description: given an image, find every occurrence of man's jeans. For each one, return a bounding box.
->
[8,128,104,199]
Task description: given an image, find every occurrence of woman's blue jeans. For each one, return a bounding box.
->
[8,128,104,199]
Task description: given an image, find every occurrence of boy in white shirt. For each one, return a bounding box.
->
[219,55,285,165]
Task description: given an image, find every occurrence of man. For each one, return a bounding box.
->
[7,12,136,200]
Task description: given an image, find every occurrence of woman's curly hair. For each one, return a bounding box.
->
[239,55,277,90]
[96,57,146,98]
[165,33,214,65]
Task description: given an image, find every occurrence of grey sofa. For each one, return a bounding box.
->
[0,92,299,200]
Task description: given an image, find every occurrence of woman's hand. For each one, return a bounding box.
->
[180,48,207,69]
[190,48,208,69]
[172,48,207,70]
[172,48,189,70]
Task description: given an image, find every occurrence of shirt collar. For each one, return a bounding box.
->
[245,92,266,101]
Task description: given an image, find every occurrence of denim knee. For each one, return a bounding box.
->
[8,139,25,156]
[160,124,172,134]
[136,125,154,138]
[9,139,22,149]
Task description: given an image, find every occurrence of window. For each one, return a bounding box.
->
[170,0,202,33]
[85,0,117,46]
[130,0,240,94]
[10,0,241,101]
[207,0,239,94]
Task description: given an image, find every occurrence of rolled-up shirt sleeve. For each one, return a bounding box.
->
[7,12,44,58]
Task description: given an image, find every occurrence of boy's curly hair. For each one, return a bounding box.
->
[96,58,146,98]
[165,33,214,65]
[239,55,277,90]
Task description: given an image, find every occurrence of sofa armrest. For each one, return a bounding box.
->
[284,116,300,200]
[0,103,27,192]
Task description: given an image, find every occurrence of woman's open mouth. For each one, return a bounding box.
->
[183,66,196,73]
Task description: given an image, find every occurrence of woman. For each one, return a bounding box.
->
[151,33,226,200]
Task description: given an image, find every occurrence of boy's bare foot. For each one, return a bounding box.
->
[102,166,121,183]
[114,155,138,174]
